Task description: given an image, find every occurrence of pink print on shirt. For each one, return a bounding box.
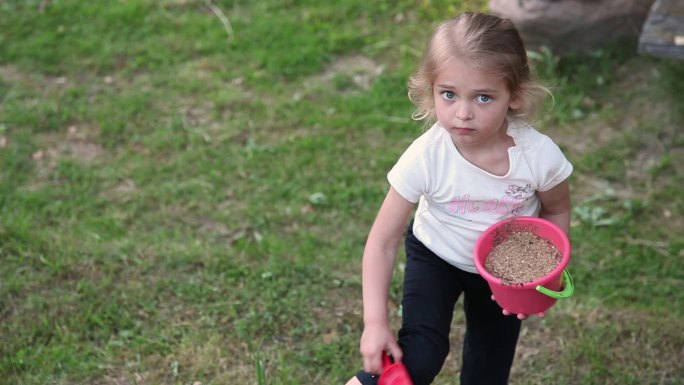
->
[448,184,533,217]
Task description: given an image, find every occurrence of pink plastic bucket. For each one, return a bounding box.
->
[473,217,574,315]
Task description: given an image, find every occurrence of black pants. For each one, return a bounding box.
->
[356,227,521,385]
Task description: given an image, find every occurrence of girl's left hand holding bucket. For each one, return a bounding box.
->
[491,295,546,319]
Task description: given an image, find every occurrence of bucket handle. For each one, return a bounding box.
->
[536,269,574,299]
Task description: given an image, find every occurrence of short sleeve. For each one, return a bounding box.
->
[536,136,573,191]
[387,142,430,203]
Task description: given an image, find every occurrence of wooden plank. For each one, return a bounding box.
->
[638,0,684,60]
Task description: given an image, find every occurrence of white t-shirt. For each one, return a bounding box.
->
[388,119,573,273]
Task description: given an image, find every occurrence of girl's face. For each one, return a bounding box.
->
[432,58,521,150]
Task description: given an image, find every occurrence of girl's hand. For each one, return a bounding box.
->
[491,295,546,320]
[359,322,403,374]
[501,308,545,320]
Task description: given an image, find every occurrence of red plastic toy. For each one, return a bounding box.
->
[378,352,413,385]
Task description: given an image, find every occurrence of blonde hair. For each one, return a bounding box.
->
[408,12,550,126]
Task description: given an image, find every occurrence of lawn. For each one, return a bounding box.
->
[1,1,683,384]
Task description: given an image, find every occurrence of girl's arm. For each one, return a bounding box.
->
[359,187,415,374]
[537,180,572,235]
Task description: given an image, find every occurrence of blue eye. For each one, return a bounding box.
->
[477,95,493,103]
[441,91,456,100]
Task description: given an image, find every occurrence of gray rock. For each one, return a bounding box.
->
[489,0,654,53]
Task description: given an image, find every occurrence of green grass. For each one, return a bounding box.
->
[1,1,683,384]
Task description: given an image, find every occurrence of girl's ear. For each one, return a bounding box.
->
[508,95,523,110]
[509,94,523,110]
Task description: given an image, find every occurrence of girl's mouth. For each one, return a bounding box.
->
[453,127,475,134]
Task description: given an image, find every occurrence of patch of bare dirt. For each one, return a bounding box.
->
[29,125,105,184]
[1,64,56,88]
[2,65,113,190]
[0,64,122,96]
[89,374,138,385]
[303,54,385,96]
[326,55,385,90]
[100,179,138,203]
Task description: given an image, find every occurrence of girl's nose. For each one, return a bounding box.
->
[455,102,473,121]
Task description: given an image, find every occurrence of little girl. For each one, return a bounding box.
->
[345,12,573,385]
